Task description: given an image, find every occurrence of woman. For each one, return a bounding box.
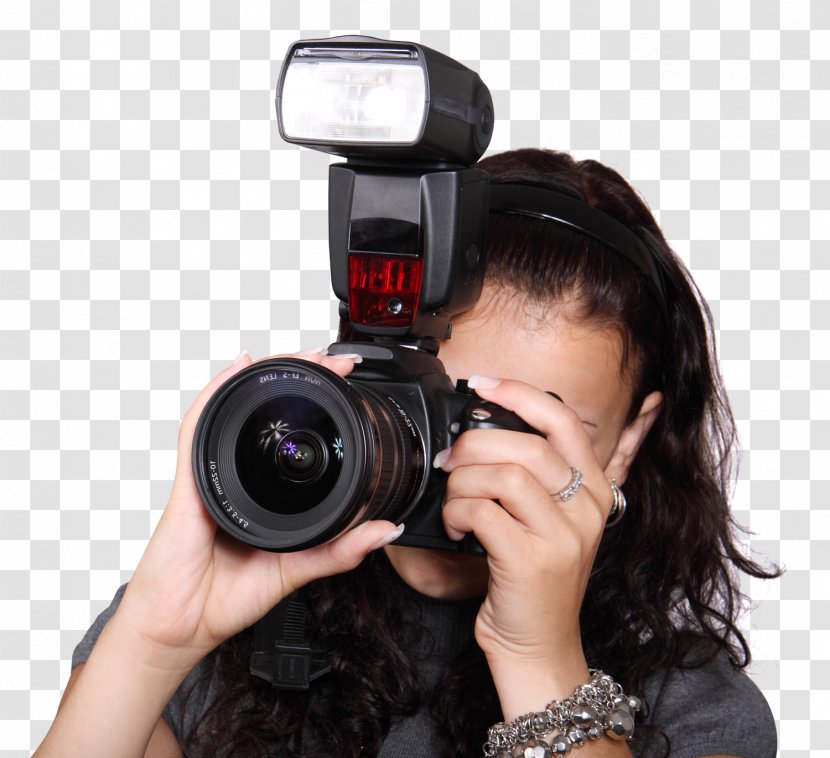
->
[36,148,780,757]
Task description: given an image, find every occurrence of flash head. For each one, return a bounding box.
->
[276,35,493,166]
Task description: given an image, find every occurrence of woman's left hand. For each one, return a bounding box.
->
[436,375,616,716]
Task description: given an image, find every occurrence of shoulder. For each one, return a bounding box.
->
[635,648,778,758]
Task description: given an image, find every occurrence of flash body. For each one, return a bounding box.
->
[328,164,490,340]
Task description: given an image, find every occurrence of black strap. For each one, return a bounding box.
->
[250,590,331,691]
[489,183,670,322]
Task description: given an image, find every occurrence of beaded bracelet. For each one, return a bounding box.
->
[482,669,641,757]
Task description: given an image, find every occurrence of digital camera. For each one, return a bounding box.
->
[192,342,543,553]
[192,35,544,554]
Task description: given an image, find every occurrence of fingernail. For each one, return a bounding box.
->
[432,447,452,469]
[329,352,363,363]
[231,350,250,366]
[445,526,466,542]
[295,346,327,356]
[467,374,501,390]
[370,523,405,550]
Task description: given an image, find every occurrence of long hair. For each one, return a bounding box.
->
[180,148,781,757]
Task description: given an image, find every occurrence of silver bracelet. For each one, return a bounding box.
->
[482,669,641,757]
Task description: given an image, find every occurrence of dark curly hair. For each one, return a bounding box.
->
[178,148,781,757]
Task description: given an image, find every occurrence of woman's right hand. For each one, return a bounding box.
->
[114,349,401,672]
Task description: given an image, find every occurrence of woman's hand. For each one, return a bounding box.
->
[115,349,401,673]
[436,375,616,716]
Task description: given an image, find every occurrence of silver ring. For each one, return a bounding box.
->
[605,478,627,528]
[554,467,583,502]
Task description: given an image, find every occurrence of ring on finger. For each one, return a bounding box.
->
[553,467,583,502]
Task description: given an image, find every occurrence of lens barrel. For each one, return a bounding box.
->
[192,359,424,551]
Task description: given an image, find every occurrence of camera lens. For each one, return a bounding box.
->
[192,359,424,551]
[275,430,328,483]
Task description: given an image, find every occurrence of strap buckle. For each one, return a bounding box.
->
[249,591,331,691]
[250,642,331,691]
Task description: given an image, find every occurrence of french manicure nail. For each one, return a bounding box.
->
[432,447,452,469]
[467,374,502,390]
[231,350,250,366]
[329,352,363,363]
[295,346,327,356]
[370,523,405,550]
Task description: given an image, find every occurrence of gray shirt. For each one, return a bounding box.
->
[72,583,777,757]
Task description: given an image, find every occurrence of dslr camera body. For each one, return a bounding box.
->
[192,35,542,555]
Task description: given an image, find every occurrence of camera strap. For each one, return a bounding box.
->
[249,590,331,690]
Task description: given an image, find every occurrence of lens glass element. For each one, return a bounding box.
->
[235,396,344,515]
[276,430,328,483]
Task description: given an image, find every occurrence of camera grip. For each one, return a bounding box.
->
[456,392,562,438]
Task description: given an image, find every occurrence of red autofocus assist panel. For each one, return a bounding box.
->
[348,252,423,328]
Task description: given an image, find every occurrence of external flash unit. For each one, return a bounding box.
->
[274,36,496,338]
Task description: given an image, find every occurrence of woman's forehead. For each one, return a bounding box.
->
[440,288,633,427]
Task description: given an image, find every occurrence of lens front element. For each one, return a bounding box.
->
[276,430,329,483]
[235,396,341,515]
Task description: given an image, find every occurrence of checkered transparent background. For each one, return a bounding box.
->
[0,0,826,754]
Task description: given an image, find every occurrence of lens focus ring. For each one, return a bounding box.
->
[350,384,424,523]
